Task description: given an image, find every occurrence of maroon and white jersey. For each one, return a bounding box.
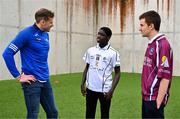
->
[141,34,173,104]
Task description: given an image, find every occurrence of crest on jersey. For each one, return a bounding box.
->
[149,48,154,55]
[95,54,101,67]
[96,54,100,61]
[161,56,169,67]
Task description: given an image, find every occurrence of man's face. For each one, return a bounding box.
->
[41,17,54,32]
[139,18,151,37]
[96,29,109,44]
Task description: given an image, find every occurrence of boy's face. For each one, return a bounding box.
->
[96,29,109,44]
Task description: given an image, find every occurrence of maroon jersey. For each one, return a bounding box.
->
[141,34,173,104]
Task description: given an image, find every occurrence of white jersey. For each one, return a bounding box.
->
[83,43,120,93]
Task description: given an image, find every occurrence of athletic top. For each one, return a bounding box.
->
[83,43,120,93]
[141,34,173,104]
[3,24,50,81]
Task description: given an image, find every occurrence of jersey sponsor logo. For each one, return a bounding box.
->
[161,56,169,67]
[143,56,152,67]
[158,68,171,74]
[89,66,104,71]
[90,55,94,59]
[102,57,107,63]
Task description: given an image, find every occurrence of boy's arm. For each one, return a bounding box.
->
[105,66,120,99]
[81,63,89,96]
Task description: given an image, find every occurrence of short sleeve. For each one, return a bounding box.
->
[112,51,120,67]
[83,49,90,64]
[157,40,173,80]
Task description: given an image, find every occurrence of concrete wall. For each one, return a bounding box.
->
[0,0,179,80]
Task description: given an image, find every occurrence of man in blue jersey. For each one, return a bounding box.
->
[2,8,58,119]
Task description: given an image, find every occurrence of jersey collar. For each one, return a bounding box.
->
[96,43,111,50]
[33,23,44,33]
[148,33,164,44]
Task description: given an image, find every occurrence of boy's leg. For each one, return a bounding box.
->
[86,88,98,119]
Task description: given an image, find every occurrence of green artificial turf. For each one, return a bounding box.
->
[0,73,179,118]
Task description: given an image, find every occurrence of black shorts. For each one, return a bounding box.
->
[142,100,165,119]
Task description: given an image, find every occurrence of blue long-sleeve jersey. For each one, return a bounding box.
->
[2,24,50,81]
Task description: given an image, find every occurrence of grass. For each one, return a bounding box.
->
[0,72,179,119]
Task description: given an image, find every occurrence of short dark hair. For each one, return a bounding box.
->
[100,27,112,38]
[139,10,161,31]
[35,8,54,23]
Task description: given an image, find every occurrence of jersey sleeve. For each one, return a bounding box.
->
[83,49,90,64]
[112,51,121,68]
[157,40,173,80]
[2,30,28,78]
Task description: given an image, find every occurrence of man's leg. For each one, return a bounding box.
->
[142,100,164,119]
[21,81,41,119]
[152,101,165,119]
[86,88,98,119]
[40,81,58,119]
[99,93,111,119]
[142,100,149,119]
